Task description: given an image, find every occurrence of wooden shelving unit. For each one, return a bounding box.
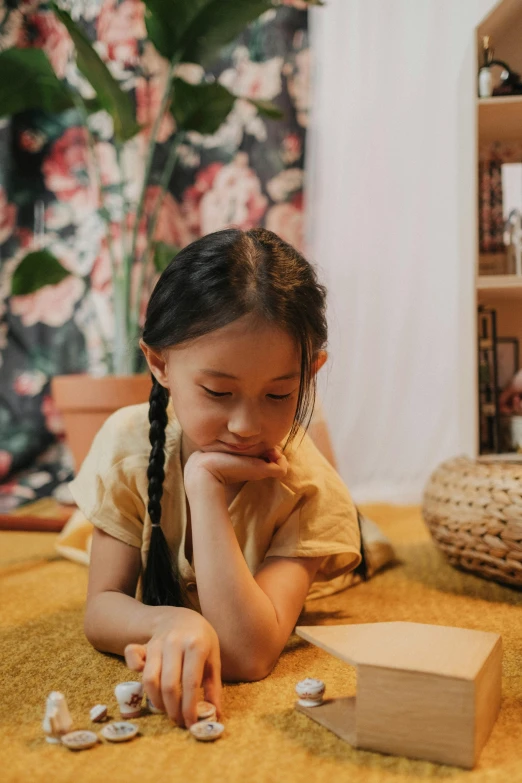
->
[476,0,522,456]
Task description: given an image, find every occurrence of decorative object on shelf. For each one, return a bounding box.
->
[477,306,500,454]
[479,147,504,254]
[478,36,493,97]
[511,415,522,451]
[497,337,519,391]
[504,209,522,275]
[423,455,522,587]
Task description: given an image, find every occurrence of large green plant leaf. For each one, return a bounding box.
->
[11,250,71,296]
[50,3,139,142]
[0,48,75,116]
[180,0,273,67]
[171,78,282,133]
[178,0,323,67]
[143,0,210,61]
[170,78,236,133]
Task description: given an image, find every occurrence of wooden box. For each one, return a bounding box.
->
[296,622,502,768]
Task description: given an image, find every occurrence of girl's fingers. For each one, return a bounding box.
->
[124,643,147,672]
[181,649,207,727]
[160,642,184,726]
[202,648,223,720]
[141,640,166,715]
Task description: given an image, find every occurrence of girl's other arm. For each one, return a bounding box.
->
[184,456,324,682]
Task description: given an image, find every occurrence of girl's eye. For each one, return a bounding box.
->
[202,386,230,398]
[267,393,293,401]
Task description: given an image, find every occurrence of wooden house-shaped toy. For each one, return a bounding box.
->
[296,622,502,768]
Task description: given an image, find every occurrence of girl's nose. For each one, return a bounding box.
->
[227,403,262,439]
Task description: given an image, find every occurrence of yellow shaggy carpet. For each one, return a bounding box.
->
[1,504,522,783]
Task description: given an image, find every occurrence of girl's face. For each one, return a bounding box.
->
[142,314,303,461]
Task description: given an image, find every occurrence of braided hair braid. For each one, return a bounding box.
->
[142,376,186,606]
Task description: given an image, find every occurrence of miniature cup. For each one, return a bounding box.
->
[295,678,326,707]
[145,695,164,714]
[114,681,143,719]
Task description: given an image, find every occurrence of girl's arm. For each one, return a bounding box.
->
[184,450,324,681]
[85,527,222,727]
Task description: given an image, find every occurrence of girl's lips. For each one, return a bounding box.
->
[220,441,260,452]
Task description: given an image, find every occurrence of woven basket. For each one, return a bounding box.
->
[422,456,522,587]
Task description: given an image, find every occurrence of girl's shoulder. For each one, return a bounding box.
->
[87,402,181,468]
[282,428,348,497]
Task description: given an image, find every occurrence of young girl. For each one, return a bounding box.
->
[69,227,362,730]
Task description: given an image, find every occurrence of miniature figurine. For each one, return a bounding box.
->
[42,691,73,743]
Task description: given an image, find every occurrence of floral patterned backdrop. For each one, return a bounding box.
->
[0,0,310,511]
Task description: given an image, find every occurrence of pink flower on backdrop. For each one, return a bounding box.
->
[265,193,305,253]
[18,11,74,78]
[42,127,97,214]
[0,451,12,481]
[144,186,194,249]
[13,370,47,397]
[11,276,85,328]
[97,0,145,65]
[41,395,65,437]
[183,155,268,237]
[220,47,283,100]
[0,188,16,245]
[281,133,302,165]
[135,43,175,143]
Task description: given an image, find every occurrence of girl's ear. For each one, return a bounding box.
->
[312,350,327,375]
[139,339,169,387]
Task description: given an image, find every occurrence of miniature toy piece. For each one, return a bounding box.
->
[145,695,163,714]
[189,721,225,742]
[295,622,502,769]
[197,700,217,722]
[114,681,143,718]
[89,704,108,722]
[61,730,99,751]
[42,691,73,743]
[295,678,325,707]
[100,721,139,742]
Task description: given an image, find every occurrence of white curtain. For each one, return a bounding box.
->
[307,0,496,503]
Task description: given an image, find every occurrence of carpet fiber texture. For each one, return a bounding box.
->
[1,504,522,783]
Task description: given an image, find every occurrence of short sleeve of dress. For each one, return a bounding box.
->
[264,433,362,581]
[68,406,150,549]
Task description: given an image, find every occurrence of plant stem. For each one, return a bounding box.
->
[128,135,182,353]
[128,59,177,275]
[75,98,127,374]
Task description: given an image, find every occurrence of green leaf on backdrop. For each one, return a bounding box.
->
[0,49,75,117]
[153,242,180,273]
[171,78,236,133]
[11,250,71,296]
[50,3,140,142]
[246,98,283,120]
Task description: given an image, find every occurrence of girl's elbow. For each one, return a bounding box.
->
[221,651,277,683]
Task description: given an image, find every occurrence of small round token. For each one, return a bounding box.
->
[90,704,108,722]
[197,700,217,722]
[61,730,99,751]
[100,722,139,743]
[295,677,325,707]
[189,721,224,742]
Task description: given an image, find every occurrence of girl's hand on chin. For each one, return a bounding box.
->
[184,446,288,489]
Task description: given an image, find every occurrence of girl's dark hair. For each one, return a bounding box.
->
[141,227,328,607]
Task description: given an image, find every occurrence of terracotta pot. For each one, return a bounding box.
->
[51,374,152,471]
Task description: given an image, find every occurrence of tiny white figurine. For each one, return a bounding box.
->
[197,700,217,722]
[61,730,98,751]
[295,678,326,707]
[100,721,139,743]
[114,681,143,718]
[42,691,73,743]
[89,704,108,722]
[189,720,224,742]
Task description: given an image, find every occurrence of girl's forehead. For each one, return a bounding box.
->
[168,316,301,372]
